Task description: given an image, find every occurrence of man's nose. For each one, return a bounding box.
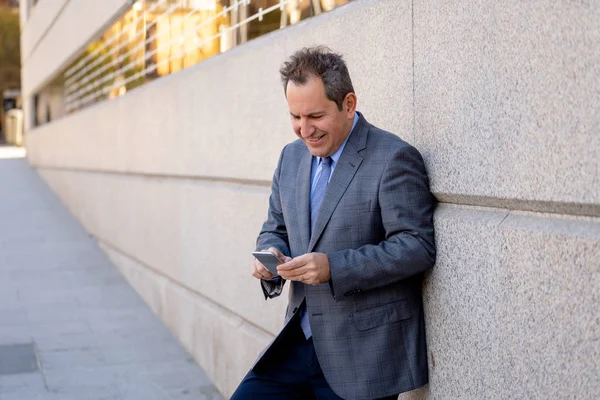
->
[300,119,315,137]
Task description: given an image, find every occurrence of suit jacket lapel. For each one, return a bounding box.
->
[296,150,313,251]
[308,116,369,252]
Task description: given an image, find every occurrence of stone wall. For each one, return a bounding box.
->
[22,0,599,397]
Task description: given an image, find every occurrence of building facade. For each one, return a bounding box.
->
[20,0,599,398]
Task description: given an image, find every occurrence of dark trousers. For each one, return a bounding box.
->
[230,317,398,400]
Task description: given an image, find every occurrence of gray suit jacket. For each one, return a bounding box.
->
[256,114,436,400]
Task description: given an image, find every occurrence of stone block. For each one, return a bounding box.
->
[0,307,29,327]
[34,332,98,353]
[425,204,600,398]
[496,211,600,397]
[26,301,83,325]
[0,372,46,396]
[0,343,39,375]
[42,366,121,397]
[413,0,600,210]
[38,347,105,370]
[0,321,89,342]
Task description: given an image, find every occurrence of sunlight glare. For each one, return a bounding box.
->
[0,147,26,159]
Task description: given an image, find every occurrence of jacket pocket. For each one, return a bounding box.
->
[352,299,412,331]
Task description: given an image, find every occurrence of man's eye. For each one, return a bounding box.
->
[311,115,323,119]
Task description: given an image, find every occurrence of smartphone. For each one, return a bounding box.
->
[252,251,282,275]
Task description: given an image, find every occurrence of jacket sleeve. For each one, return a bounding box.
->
[256,146,290,299]
[328,144,436,300]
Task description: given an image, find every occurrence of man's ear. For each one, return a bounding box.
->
[345,92,357,117]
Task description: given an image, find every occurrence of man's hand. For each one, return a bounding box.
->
[251,247,291,280]
[277,252,330,285]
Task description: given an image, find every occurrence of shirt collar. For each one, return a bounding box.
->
[318,112,359,166]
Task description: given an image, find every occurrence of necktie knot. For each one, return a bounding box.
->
[321,156,332,167]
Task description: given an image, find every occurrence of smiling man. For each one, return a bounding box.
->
[231,46,436,400]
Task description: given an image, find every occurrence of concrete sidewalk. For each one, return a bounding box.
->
[0,146,223,400]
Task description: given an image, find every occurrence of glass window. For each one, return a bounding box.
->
[33,0,352,126]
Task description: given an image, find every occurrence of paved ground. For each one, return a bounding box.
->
[0,146,224,400]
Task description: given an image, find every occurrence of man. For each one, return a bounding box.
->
[232,46,436,400]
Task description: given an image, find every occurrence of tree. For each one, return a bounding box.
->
[0,5,20,137]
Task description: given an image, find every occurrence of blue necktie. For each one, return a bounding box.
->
[310,157,333,232]
[300,156,332,339]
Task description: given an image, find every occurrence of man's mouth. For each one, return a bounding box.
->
[307,134,326,143]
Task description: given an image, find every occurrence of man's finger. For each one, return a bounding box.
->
[278,268,306,280]
[267,247,287,262]
[253,261,274,279]
[258,264,275,279]
[279,270,303,279]
[251,265,265,280]
[277,256,306,271]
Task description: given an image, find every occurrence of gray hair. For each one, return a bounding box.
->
[279,46,355,111]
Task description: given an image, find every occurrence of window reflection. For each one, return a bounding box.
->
[33,0,352,126]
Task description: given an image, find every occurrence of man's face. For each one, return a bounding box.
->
[286,77,355,158]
